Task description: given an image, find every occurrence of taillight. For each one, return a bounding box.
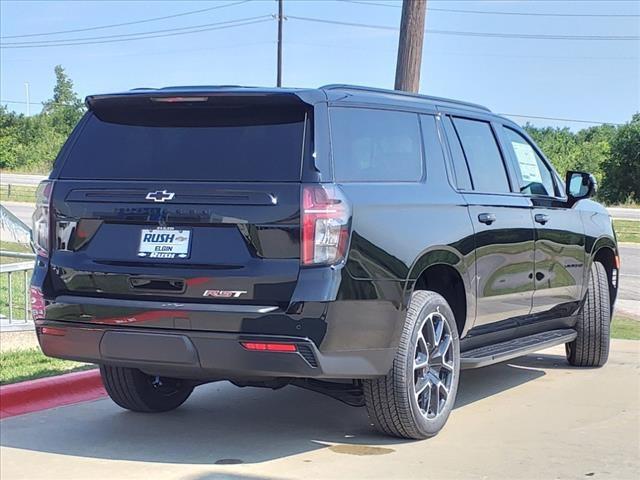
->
[301,184,351,266]
[30,286,45,321]
[32,180,53,257]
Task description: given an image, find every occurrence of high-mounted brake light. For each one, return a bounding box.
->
[301,184,351,266]
[32,180,53,258]
[149,96,208,103]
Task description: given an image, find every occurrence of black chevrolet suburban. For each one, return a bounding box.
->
[32,85,619,439]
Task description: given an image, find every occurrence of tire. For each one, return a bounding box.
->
[363,291,460,439]
[566,261,611,367]
[100,365,194,413]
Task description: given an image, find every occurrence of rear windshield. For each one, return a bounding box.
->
[60,105,307,181]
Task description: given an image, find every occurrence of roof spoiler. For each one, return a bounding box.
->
[85,89,322,112]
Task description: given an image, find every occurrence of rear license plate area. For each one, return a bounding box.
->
[138,228,191,259]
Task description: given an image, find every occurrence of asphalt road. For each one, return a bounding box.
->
[0,173,46,186]
[608,207,640,221]
[1,202,32,227]
[1,341,638,480]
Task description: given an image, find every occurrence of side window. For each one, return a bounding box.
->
[502,127,556,197]
[442,116,472,190]
[452,117,511,193]
[330,108,423,182]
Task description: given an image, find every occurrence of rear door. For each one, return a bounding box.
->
[444,115,536,327]
[48,94,311,318]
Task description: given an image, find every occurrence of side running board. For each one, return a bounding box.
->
[460,329,577,369]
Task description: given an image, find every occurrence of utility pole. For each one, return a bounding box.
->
[25,82,30,116]
[276,0,283,87]
[394,0,427,93]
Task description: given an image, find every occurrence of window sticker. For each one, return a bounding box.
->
[512,141,542,183]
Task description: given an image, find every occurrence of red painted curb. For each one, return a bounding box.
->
[0,369,106,419]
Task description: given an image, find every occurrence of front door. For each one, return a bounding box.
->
[498,126,586,327]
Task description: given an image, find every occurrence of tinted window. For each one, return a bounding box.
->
[503,127,556,196]
[452,118,511,193]
[442,116,472,190]
[60,107,306,181]
[330,108,423,182]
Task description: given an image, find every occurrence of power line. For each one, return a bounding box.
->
[1,100,43,105]
[287,15,640,41]
[1,41,275,63]
[1,15,272,46]
[499,113,624,126]
[286,40,638,61]
[0,17,273,49]
[341,0,640,17]
[0,0,252,39]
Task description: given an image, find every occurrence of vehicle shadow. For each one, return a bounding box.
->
[0,352,568,465]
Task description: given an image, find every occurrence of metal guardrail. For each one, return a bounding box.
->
[0,203,32,245]
[0,250,35,259]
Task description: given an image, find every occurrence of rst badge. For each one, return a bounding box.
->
[203,290,247,298]
[138,228,191,259]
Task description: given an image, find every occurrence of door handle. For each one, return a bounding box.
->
[534,213,550,225]
[478,213,496,225]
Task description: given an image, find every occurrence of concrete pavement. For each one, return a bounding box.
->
[1,340,638,480]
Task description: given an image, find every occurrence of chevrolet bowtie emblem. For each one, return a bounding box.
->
[145,190,175,202]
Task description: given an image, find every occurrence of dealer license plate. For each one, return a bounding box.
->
[138,228,191,259]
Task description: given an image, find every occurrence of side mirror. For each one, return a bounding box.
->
[566,171,597,205]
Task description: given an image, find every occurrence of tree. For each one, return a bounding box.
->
[525,123,616,190]
[0,106,23,169]
[600,114,640,204]
[1,66,84,172]
[42,65,85,137]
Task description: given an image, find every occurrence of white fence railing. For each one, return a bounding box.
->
[1,254,36,324]
[0,204,36,324]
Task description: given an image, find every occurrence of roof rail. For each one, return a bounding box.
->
[320,84,491,112]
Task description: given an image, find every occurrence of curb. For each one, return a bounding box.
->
[0,369,106,419]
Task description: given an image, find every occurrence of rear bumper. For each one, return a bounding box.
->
[36,320,395,380]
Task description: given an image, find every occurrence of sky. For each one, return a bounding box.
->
[1,0,639,129]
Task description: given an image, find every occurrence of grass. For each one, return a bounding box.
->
[613,219,640,243]
[0,240,32,256]
[0,183,37,203]
[0,348,94,385]
[611,316,640,340]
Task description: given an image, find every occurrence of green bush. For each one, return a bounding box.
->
[1,65,84,172]
[525,116,638,205]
